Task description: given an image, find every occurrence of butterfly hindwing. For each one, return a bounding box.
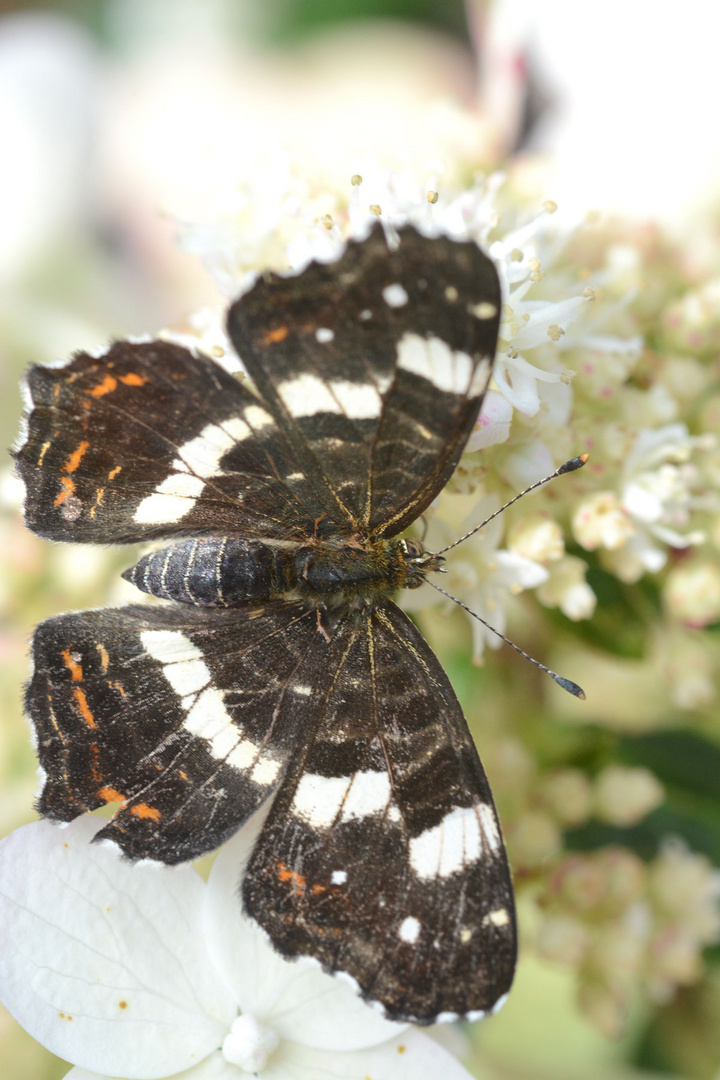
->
[227,225,501,536]
[243,601,516,1024]
[29,601,330,862]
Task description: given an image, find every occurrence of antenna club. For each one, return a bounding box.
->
[553,674,586,698]
[558,453,589,475]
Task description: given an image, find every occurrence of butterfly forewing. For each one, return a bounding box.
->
[15,339,337,544]
[243,601,516,1024]
[227,225,501,535]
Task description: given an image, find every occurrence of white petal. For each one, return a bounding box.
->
[0,818,236,1078]
[468,389,513,451]
[203,813,406,1052]
[66,1051,241,1080]
[262,1030,475,1080]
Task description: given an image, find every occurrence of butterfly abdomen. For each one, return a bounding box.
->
[123,537,295,606]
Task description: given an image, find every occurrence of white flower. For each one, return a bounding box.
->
[0,817,474,1080]
[573,424,709,582]
[407,495,548,661]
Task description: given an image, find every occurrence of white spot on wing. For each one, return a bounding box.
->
[134,472,205,524]
[315,327,334,343]
[292,774,350,828]
[133,411,257,525]
[277,373,341,417]
[161,658,211,697]
[468,357,492,396]
[251,757,281,785]
[173,419,248,477]
[329,380,382,419]
[483,908,511,928]
[477,802,501,852]
[382,283,409,307]
[244,405,274,429]
[331,870,347,885]
[141,629,278,779]
[397,333,481,396]
[291,769,391,827]
[141,630,203,664]
[409,804,497,880]
[340,770,391,821]
[398,916,421,943]
[277,373,385,420]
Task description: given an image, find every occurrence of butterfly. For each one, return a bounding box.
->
[15,223,516,1024]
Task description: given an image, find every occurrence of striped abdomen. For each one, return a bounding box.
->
[123,538,293,606]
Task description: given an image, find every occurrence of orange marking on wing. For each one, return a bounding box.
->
[96,642,110,671]
[90,487,105,518]
[72,687,96,728]
[61,649,83,682]
[37,440,51,466]
[178,770,189,781]
[130,803,162,822]
[53,476,75,508]
[107,465,122,481]
[262,325,289,344]
[108,680,126,698]
[277,861,306,896]
[311,883,326,895]
[64,440,90,474]
[89,742,103,782]
[97,786,126,805]
[88,374,118,397]
[118,372,147,387]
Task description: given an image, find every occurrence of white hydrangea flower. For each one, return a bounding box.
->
[406,495,548,661]
[574,423,709,582]
[0,817,474,1080]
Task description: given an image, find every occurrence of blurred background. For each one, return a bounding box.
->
[2,2,720,1078]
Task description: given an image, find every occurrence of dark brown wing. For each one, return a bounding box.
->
[243,601,516,1024]
[15,340,344,544]
[227,224,501,537]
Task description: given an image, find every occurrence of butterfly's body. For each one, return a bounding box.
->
[125,534,443,609]
[16,224,517,1024]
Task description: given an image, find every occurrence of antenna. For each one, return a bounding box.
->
[434,454,589,557]
[427,579,586,698]
[427,452,589,699]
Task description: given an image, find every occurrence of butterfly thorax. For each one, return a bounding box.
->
[123,535,444,609]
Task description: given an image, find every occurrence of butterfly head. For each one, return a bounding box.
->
[396,537,445,590]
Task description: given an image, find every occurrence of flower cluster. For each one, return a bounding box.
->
[535,843,720,1039]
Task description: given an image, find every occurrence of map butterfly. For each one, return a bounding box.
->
[15,224,516,1025]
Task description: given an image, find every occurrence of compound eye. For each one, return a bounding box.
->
[402,537,423,559]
